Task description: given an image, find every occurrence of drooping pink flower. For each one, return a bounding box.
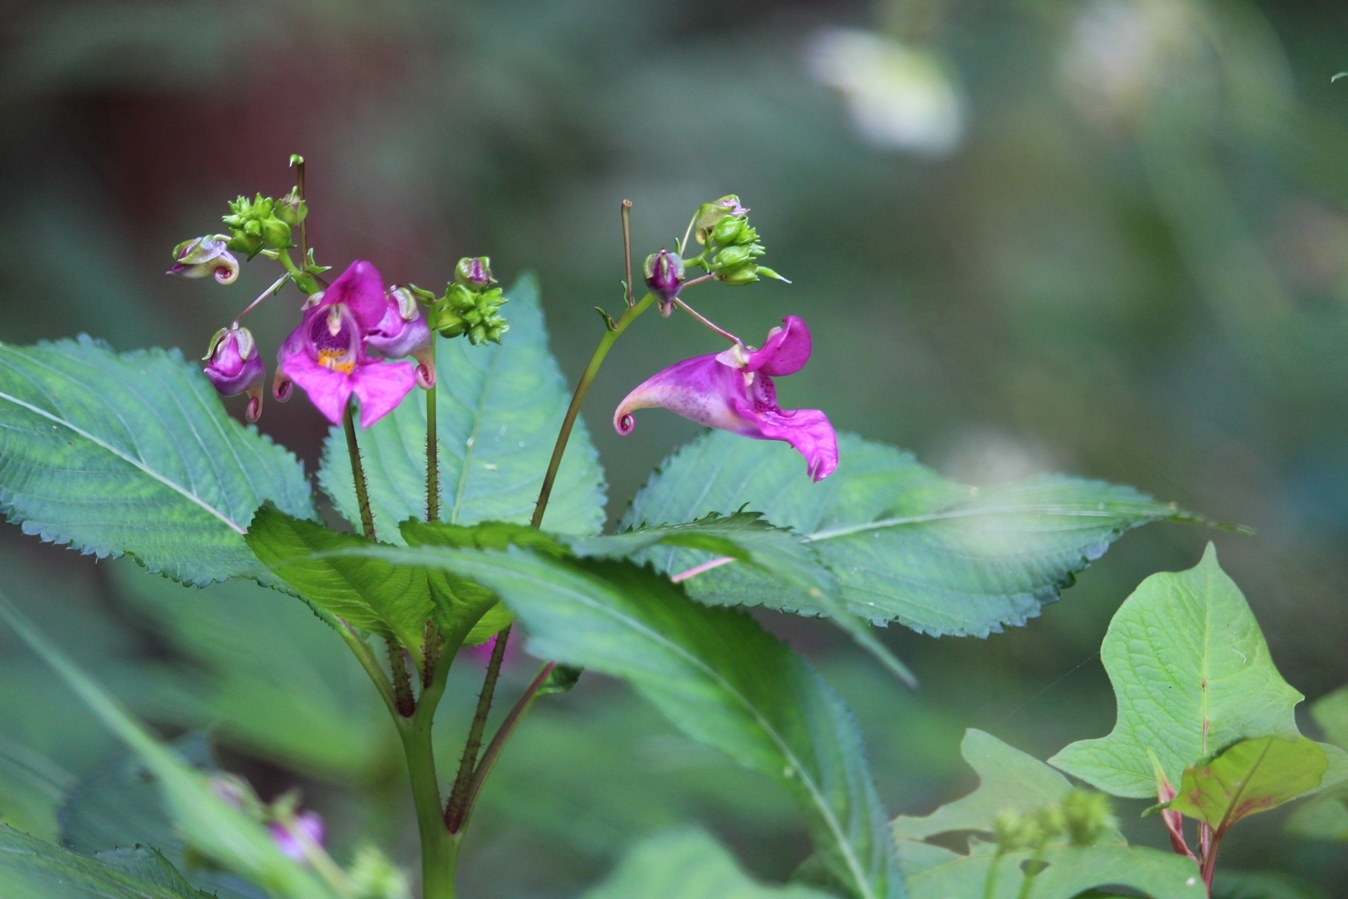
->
[203,325,266,422]
[274,260,417,428]
[367,286,436,388]
[614,316,838,480]
[167,234,239,284]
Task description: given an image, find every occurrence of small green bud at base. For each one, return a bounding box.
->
[276,188,308,226]
[455,256,495,290]
[261,218,292,250]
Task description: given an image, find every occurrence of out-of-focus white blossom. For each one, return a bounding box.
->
[807,28,964,156]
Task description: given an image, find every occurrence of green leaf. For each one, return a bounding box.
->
[0,591,336,899]
[0,825,211,898]
[336,540,902,899]
[623,431,1195,637]
[320,274,606,538]
[1311,686,1348,750]
[245,504,434,654]
[1211,870,1328,899]
[1165,736,1327,832]
[1284,686,1348,843]
[571,511,916,686]
[904,845,1205,899]
[0,336,315,585]
[582,830,834,899]
[1049,545,1345,799]
[893,729,1124,870]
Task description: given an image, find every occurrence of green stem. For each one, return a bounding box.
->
[444,627,510,833]
[530,291,655,529]
[982,851,1003,899]
[426,382,440,521]
[386,640,416,718]
[397,710,457,899]
[455,662,556,834]
[1015,842,1049,899]
[343,402,377,541]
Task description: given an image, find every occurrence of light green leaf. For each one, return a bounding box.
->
[583,830,834,899]
[245,504,433,654]
[571,511,915,686]
[0,591,335,899]
[893,729,1124,869]
[1211,870,1327,899]
[320,274,606,539]
[1050,545,1329,799]
[334,541,901,899]
[1166,736,1327,832]
[1311,686,1348,750]
[0,825,211,899]
[0,336,315,585]
[624,431,1196,637]
[905,845,1205,899]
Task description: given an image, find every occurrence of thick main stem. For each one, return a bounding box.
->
[398,711,456,899]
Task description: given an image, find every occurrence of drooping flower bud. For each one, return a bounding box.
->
[168,235,239,284]
[455,256,495,290]
[203,326,266,422]
[643,249,684,316]
[270,810,326,862]
[368,286,436,388]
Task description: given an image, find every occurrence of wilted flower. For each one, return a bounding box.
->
[693,195,749,244]
[270,810,325,862]
[167,235,239,284]
[614,316,838,481]
[643,249,684,315]
[274,260,417,427]
[203,325,266,422]
[368,286,436,388]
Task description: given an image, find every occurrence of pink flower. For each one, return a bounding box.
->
[274,260,417,428]
[167,234,239,284]
[367,286,436,388]
[614,316,838,481]
[203,325,265,422]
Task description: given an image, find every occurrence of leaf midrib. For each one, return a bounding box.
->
[0,388,245,535]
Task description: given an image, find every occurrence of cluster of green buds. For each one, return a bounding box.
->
[991,789,1116,854]
[684,194,787,286]
[221,193,298,259]
[411,256,509,346]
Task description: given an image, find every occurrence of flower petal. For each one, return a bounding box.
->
[613,355,751,435]
[746,315,811,376]
[351,360,417,428]
[737,401,839,481]
[320,260,387,330]
[282,351,355,425]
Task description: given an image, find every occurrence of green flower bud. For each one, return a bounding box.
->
[717,264,760,286]
[276,188,308,226]
[262,218,292,250]
[712,214,747,247]
[455,256,495,290]
[713,244,754,268]
[1061,789,1115,846]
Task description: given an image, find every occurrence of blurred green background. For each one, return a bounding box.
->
[2,0,1347,895]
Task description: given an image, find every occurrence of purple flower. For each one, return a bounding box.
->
[614,316,838,481]
[270,810,325,862]
[367,286,436,389]
[168,234,239,284]
[274,260,417,428]
[203,326,266,422]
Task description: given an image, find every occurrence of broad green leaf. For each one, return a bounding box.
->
[571,512,915,686]
[1286,686,1348,842]
[1166,736,1327,832]
[0,592,335,899]
[245,504,435,654]
[320,274,606,538]
[583,830,833,899]
[893,729,1124,869]
[336,541,902,899]
[1211,870,1327,899]
[623,430,1196,637]
[904,845,1205,899]
[0,825,210,899]
[1050,545,1340,799]
[0,336,314,585]
[1311,686,1348,750]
